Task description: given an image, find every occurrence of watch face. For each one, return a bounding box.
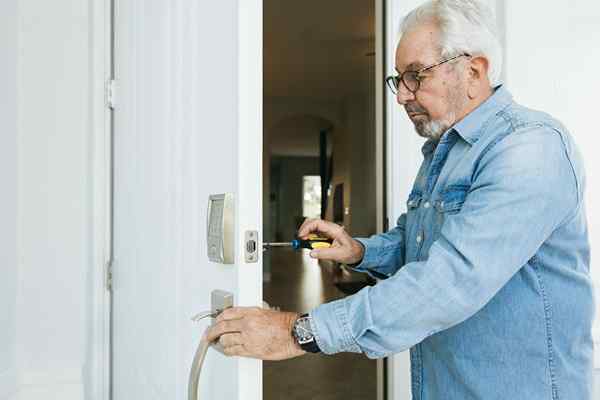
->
[294,317,315,345]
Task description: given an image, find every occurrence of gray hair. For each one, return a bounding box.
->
[400,0,503,86]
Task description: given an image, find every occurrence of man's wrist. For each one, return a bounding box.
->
[348,239,365,266]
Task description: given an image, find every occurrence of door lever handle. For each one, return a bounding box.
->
[191,311,216,322]
[188,290,234,400]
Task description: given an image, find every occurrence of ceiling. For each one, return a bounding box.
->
[264,0,375,100]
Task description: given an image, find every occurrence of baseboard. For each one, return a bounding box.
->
[0,368,18,400]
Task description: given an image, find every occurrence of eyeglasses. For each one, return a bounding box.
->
[385,53,471,95]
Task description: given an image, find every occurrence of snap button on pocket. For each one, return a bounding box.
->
[437,185,469,214]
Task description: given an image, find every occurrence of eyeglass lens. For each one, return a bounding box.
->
[386,71,420,95]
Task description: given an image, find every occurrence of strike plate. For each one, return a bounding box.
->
[245,230,259,263]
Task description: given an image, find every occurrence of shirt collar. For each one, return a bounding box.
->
[452,84,513,145]
[420,84,513,155]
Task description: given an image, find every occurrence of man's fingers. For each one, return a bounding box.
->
[205,319,243,343]
[216,306,253,323]
[309,246,348,261]
[219,332,243,348]
[297,218,316,236]
[297,219,344,239]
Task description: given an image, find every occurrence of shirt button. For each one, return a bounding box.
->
[423,201,430,209]
[416,235,423,243]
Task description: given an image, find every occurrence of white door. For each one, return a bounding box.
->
[111,1,263,399]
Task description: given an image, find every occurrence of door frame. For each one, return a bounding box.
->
[374,0,388,399]
[90,0,114,399]
[382,0,426,399]
[237,0,264,399]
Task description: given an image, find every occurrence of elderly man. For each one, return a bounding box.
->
[207,0,595,398]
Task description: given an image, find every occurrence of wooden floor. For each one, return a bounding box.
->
[263,248,377,400]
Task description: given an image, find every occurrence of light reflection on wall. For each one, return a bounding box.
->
[298,250,326,311]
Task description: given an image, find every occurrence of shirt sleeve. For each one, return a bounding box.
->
[349,214,407,279]
[310,126,581,358]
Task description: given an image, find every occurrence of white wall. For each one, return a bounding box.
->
[0,0,18,398]
[0,1,101,399]
[504,0,600,393]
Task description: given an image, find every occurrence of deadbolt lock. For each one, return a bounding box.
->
[245,230,259,263]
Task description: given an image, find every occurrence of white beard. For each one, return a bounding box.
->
[414,113,455,140]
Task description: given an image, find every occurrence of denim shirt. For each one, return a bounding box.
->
[310,86,595,399]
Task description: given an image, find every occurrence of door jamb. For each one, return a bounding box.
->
[375,0,388,398]
[237,1,264,400]
[90,0,114,399]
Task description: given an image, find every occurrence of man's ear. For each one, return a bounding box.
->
[467,55,490,98]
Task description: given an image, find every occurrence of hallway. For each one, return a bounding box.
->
[263,248,377,400]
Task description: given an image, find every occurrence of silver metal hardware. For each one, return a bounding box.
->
[263,242,290,247]
[191,290,234,323]
[207,193,235,264]
[188,290,234,400]
[106,79,117,109]
[105,259,114,292]
[190,311,216,322]
[245,230,259,263]
[211,289,234,314]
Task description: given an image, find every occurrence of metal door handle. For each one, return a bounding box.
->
[188,290,234,400]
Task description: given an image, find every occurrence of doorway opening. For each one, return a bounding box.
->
[263,1,381,399]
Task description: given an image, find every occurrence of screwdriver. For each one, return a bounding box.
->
[263,234,333,251]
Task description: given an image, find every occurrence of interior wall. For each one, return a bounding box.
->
[0,0,18,398]
[346,63,377,237]
[271,156,320,241]
[327,119,351,227]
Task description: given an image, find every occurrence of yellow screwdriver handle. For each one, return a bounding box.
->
[310,241,332,249]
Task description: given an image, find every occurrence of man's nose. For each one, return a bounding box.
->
[396,85,415,105]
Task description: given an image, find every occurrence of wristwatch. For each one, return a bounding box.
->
[292,313,321,353]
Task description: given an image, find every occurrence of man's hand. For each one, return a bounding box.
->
[297,218,365,264]
[205,307,306,360]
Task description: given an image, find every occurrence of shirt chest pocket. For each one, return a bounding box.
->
[435,184,469,214]
[432,185,469,240]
